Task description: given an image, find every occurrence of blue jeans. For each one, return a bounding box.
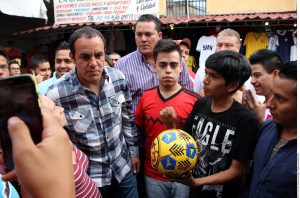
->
[99,170,138,198]
[145,176,190,198]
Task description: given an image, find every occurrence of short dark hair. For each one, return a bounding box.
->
[29,54,49,70]
[153,39,182,62]
[8,59,20,70]
[205,50,251,92]
[69,27,106,55]
[0,48,8,62]
[56,41,70,53]
[249,49,283,74]
[279,61,297,81]
[135,14,161,32]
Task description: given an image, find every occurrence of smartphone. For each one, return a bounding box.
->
[0,74,43,170]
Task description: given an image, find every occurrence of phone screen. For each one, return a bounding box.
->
[0,75,43,170]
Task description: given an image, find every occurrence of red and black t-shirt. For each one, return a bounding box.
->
[135,87,199,181]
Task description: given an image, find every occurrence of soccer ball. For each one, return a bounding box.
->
[151,129,198,178]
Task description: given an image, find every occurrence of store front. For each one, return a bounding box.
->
[11,11,297,72]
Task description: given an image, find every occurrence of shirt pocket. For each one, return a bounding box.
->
[67,108,92,133]
[108,93,125,118]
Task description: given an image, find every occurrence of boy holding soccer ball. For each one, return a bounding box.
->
[161,50,259,198]
[134,39,199,198]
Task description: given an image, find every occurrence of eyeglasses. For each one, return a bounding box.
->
[10,68,20,71]
[0,64,8,70]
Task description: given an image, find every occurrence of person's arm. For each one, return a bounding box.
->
[192,160,245,186]
[3,109,75,198]
[167,160,245,187]
[179,61,193,90]
[120,75,140,173]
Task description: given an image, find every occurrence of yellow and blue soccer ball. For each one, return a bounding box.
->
[151,129,198,178]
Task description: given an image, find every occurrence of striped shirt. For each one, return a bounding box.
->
[72,144,101,198]
[115,49,193,112]
[46,67,138,187]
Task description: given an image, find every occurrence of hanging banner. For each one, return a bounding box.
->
[54,0,159,25]
[0,0,47,20]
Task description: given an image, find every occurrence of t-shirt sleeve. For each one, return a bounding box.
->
[243,32,250,46]
[196,37,203,52]
[231,111,259,162]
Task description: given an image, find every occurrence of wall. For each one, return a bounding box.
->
[159,0,167,16]
[206,0,296,14]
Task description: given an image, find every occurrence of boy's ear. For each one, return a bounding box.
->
[69,51,74,62]
[272,69,279,77]
[227,81,239,93]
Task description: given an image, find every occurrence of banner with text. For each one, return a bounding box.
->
[54,0,159,25]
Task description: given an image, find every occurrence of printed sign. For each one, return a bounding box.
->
[54,0,159,25]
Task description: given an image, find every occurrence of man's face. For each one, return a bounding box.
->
[109,54,121,65]
[251,64,275,97]
[9,63,21,76]
[179,44,189,63]
[216,35,240,52]
[203,68,234,98]
[135,21,162,57]
[35,62,52,81]
[154,51,182,89]
[71,36,105,87]
[0,55,9,79]
[55,49,74,78]
[266,76,297,128]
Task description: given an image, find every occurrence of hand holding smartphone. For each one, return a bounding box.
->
[0,75,43,170]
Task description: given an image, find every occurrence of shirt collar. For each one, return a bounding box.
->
[136,49,147,63]
[67,67,109,93]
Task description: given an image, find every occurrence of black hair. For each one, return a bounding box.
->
[29,54,49,70]
[69,27,106,55]
[249,49,283,74]
[56,41,70,53]
[279,61,297,96]
[153,39,182,62]
[205,50,251,92]
[279,61,297,81]
[135,14,161,32]
[0,48,8,62]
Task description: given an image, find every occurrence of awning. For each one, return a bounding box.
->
[13,11,296,35]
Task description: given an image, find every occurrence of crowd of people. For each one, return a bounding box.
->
[0,14,297,198]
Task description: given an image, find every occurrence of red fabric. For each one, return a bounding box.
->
[72,144,101,198]
[135,87,199,181]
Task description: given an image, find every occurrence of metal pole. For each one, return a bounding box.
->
[185,0,190,20]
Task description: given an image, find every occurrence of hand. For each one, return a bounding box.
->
[131,157,140,174]
[160,107,177,129]
[35,73,44,84]
[242,90,266,124]
[163,171,197,186]
[2,109,75,198]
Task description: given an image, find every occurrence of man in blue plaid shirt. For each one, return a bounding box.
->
[46,27,139,198]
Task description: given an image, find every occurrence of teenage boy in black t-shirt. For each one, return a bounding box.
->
[161,50,258,198]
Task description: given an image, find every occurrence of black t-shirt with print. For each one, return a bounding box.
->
[182,98,258,198]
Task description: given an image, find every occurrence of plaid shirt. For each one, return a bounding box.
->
[46,67,138,187]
